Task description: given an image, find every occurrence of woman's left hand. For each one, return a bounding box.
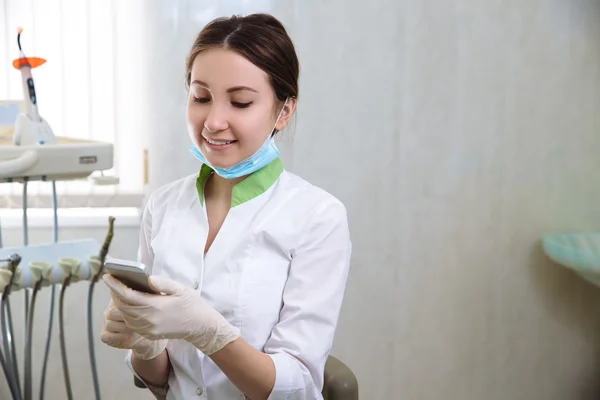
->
[103,274,240,355]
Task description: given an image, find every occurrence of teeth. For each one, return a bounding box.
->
[206,138,232,145]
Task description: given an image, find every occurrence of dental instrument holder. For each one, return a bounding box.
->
[13,113,56,146]
[0,239,102,289]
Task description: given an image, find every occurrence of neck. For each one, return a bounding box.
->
[205,172,247,199]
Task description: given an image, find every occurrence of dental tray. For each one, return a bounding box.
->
[541,231,600,287]
[0,133,113,181]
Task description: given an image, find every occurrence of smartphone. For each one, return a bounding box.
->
[103,257,159,294]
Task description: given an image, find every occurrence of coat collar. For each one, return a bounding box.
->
[195,158,284,208]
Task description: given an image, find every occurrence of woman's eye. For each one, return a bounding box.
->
[232,101,252,109]
[194,97,210,104]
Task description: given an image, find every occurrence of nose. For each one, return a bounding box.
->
[203,103,228,133]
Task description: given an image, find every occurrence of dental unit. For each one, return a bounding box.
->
[0,27,122,400]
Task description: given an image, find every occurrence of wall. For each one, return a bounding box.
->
[5,0,600,399]
[275,0,600,399]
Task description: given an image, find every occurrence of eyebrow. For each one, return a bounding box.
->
[191,80,258,93]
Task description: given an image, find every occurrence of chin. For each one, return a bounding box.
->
[204,154,239,169]
[201,141,250,169]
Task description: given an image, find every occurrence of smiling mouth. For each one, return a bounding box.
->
[204,137,237,146]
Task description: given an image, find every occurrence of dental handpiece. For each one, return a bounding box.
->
[88,216,116,400]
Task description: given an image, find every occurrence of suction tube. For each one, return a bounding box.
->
[39,181,58,400]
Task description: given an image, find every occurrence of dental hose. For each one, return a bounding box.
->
[1,301,19,400]
[87,216,115,400]
[0,223,15,399]
[5,295,20,400]
[2,255,22,400]
[23,179,29,315]
[14,179,29,398]
[24,278,42,400]
[39,181,58,400]
[0,256,19,400]
[86,276,101,400]
[0,340,16,400]
[58,273,73,400]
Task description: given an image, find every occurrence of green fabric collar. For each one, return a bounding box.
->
[195,158,284,208]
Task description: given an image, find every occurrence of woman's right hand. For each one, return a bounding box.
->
[101,298,168,360]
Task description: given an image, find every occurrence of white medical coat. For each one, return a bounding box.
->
[126,158,352,399]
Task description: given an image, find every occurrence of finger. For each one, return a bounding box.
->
[106,306,125,322]
[100,331,130,349]
[103,275,150,306]
[148,275,185,295]
[119,311,154,332]
[118,304,152,322]
[104,319,128,334]
[111,293,145,312]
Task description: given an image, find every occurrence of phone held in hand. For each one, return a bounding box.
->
[103,257,160,295]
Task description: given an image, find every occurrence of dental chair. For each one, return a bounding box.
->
[133,355,359,399]
[322,355,359,400]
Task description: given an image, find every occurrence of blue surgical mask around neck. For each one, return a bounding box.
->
[189,98,289,179]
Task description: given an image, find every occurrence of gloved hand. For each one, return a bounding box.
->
[100,298,168,360]
[103,274,240,355]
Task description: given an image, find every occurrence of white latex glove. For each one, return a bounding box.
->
[100,298,168,360]
[103,274,240,355]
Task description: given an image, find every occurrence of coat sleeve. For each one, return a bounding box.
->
[264,199,352,399]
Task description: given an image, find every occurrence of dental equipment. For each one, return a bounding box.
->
[12,27,55,147]
[87,216,115,400]
[58,258,78,400]
[2,27,115,183]
[0,25,121,400]
[23,262,46,400]
[0,255,19,400]
[0,268,14,399]
[0,226,116,399]
[38,180,58,400]
[1,254,21,400]
[22,177,29,393]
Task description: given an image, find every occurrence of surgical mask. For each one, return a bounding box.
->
[189,98,289,179]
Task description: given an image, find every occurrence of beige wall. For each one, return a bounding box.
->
[4,0,600,399]
[277,0,600,399]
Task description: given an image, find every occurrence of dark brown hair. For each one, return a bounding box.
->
[185,13,299,103]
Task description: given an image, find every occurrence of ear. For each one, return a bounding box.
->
[275,98,297,131]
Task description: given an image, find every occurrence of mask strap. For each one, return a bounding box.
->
[272,97,290,136]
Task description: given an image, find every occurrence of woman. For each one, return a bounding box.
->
[101,13,351,400]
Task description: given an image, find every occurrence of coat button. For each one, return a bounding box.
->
[196,387,204,396]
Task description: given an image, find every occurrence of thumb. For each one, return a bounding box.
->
[148,275,185,295]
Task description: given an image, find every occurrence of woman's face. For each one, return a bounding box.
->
[186,48,295,169]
